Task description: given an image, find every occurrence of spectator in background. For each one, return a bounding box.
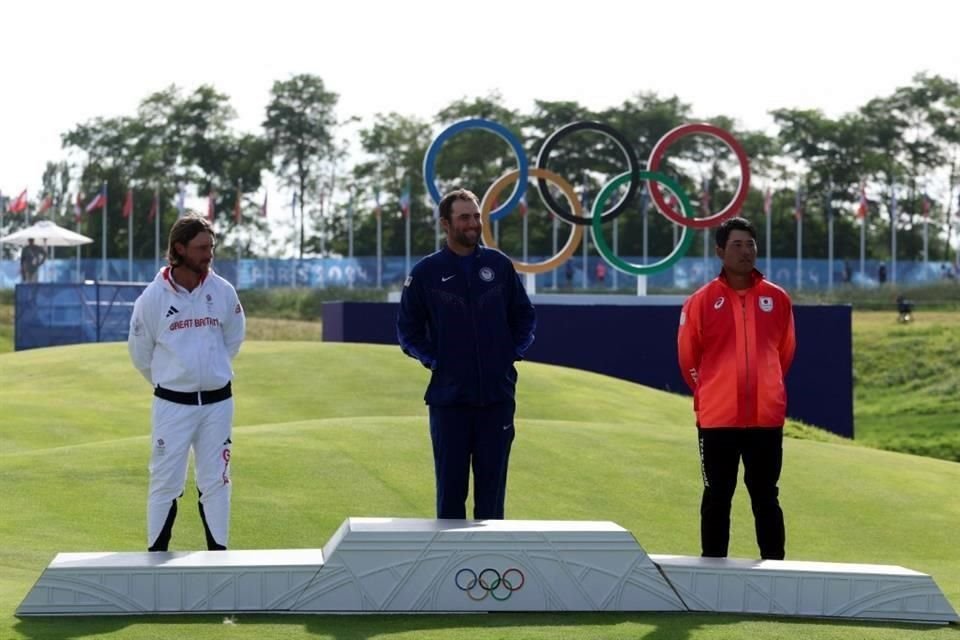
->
[20,239,46,283]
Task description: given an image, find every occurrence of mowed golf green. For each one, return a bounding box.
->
[1,341,957,640]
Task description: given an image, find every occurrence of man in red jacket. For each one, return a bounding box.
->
[677,217,796,560]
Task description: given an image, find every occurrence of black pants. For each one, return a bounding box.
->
[429,400,515,520]
[698,427,785,560]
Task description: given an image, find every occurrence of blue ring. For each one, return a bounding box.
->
[423,118,528,222]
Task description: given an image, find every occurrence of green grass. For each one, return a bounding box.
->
[852,311,960,461]
[0,342,958,639]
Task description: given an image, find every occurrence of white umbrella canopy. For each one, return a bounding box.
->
[0,220,93,246]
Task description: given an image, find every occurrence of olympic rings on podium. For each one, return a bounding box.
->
[454,567,525,601]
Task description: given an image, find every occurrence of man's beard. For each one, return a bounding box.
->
[453,228,479,248]
[181,256,211,274]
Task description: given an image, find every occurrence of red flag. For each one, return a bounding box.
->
[122,189,134,218]
[260,192,268,217]
[147,191,158,222]
[8,189,27,214]
[37,194,53,214]
[233,189,242,223]
[518,192,528,217]
[763,188,773,216]
[207,191,216,221]
[856,181,869,219]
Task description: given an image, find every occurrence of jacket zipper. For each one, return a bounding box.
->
[741,294,750,426]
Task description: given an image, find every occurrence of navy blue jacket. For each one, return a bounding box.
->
[397,245,536,407]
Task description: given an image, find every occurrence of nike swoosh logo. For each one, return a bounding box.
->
[441,275,456,282]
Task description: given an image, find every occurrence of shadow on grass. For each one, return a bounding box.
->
[13,611,951,640]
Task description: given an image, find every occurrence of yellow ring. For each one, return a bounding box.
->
[479,168,584,274]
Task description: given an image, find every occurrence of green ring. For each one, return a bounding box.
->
[590,170,696,276]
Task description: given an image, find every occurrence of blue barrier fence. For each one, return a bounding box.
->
[1,257,955,291]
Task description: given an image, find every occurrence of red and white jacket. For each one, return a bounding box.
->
[128,267,245,392]
[677,269,796,429]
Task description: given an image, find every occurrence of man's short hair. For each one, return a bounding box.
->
[167,214,215,266]
[437,189,479,222]
[715,216,757,248]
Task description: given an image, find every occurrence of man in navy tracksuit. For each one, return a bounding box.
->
[397,188,536,520]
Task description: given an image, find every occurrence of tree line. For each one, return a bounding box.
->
[3,72,959,264]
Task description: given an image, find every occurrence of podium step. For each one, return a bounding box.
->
[652,555,958,623]
[16,518,958,623]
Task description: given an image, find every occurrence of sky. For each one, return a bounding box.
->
[3,0,959,209]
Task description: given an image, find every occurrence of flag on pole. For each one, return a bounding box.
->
[37,194,53,214]
[85,185,107,212]
[889,187,898,222]
[793,185,804,220]
[763,188,773,216]
[638,183,650,215]
[9,189,27,214]
[176,185,186,218]
[122,189,134,219]
[921,193,930,219]
[856,181,869,219]
[373,187,382,218]
[147,191,158,222]
[207,191,216,221]
[399,181,411,217]
[260,192,268,217]
[518,191,528,217]
[700,178,710,216]
[233,188,242,223]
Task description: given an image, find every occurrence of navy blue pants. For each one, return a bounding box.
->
[429,400,515,520]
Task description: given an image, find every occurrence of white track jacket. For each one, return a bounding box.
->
[128,267,245,391]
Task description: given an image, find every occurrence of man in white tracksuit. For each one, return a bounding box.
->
[128,214,245,551]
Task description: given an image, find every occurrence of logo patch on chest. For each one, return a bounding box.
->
[759,296,774,312]
[479,267,495,282]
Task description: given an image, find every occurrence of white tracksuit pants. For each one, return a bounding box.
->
[148,397,233,550]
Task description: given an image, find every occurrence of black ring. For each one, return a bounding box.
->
[478,568,501,590]
[455,568,477,591]
[534,120,640,225]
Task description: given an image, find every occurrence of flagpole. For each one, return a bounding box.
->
[612,217,618,290]
[826,182,833,292]
[828,214,835,292]
[405,206,411,276]
[522,209,528,262]
[860,217,866,281]
[101,181,108,281]
[551,213,558,290]
[891,187,898,286]
[376,210,382,289]
[765,205,772,276]
[154,189,160,273]
[291,192,298,288]
[128,190,134,281]
[796,214,802,291]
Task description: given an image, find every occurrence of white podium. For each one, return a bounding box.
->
[17,518,958,623]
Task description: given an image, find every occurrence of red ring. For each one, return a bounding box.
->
[647,123,751,229]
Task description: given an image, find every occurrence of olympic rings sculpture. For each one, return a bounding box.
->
[423,118,751,276]
[454,567,525,601]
